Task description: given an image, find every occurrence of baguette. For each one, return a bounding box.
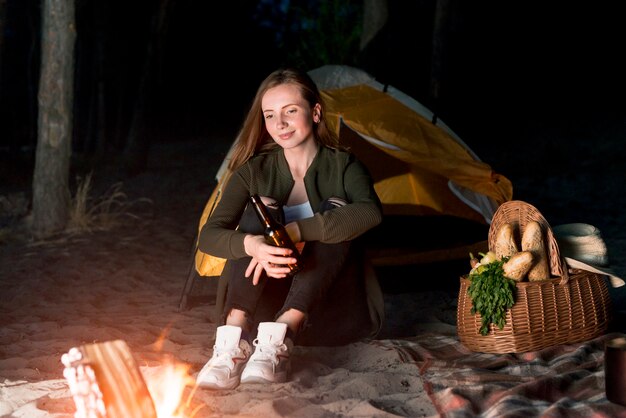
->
[502,251,534,281]
[522,221,550,281]
[494,223,519,259]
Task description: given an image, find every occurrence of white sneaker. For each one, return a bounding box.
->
[240,322,292,384]
[196,325,251,390]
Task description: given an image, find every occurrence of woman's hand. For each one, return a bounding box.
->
[243,235,297,285]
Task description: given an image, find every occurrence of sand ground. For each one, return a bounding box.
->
[1,119,625,417]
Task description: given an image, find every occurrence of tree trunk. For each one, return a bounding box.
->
[87,0,107,158]
[122,0,170,175]
[360,0,388,51]
[73,0,106,158]
[0,0,6,85]
[430,0,452,119]
[31,0,76,238]
[26,5,40,144]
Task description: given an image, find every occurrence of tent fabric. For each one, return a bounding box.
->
[193,170,232,278]
[192,65,513,278]
[321,84,512,222]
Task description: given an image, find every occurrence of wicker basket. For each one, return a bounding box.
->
[457,200,612,353]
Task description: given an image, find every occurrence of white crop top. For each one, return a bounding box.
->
[283,201,314,224]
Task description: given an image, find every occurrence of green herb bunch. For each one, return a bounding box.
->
[467,258,517,335]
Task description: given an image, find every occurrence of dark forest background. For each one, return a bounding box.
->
[1,0,625,198]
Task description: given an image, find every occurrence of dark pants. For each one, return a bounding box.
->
[221,199,372,345]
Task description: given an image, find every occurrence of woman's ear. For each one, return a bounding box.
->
[313,103,322,123]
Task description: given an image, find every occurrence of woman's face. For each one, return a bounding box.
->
[261,83,321,151]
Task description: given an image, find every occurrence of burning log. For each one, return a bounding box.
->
[61,339,158,418]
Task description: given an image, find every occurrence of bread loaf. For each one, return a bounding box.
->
[494,223,519,259]
[522,220,550,281]
[502,251,534,281]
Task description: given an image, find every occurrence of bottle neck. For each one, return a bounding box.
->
[250,194,277,229]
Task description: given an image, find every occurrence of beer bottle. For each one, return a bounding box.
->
[249,194,302,275]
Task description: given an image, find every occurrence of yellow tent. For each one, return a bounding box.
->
[180,65,512,309]
[321,83,511,222]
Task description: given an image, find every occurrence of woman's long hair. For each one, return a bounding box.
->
[228,68,340,171]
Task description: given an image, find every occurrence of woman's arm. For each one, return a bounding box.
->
[297,158,382,243]
[197,173,251,259]
[198,171,299,281]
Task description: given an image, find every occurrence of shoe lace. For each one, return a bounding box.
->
[251,339,287,366]
[209,345,242,369]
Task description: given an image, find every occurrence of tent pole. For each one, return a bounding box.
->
[178,236,200,312]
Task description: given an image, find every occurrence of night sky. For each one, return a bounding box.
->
[1,1,625,189]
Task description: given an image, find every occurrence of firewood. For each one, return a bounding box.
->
[61,340,157,418]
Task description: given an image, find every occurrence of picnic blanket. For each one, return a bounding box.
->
[375,332,626,417]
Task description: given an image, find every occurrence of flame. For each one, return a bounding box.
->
[145,358,196,418]
[62,340,206,418]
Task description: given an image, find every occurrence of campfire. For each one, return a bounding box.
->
[61,340,201,418]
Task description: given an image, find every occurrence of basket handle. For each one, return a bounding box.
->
[557,257,570,285]
[489,200,566,281]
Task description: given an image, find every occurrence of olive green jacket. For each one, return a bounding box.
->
[198,145,383,258]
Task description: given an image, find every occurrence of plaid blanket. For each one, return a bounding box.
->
[375,332,626,417]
